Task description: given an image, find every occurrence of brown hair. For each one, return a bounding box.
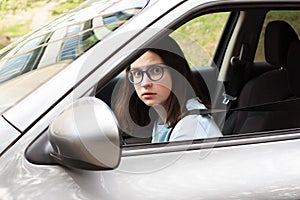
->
[113,36,210,133]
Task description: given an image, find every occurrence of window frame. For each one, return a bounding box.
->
[111,2,300,154]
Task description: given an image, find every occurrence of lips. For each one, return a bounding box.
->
[142,92,157,98]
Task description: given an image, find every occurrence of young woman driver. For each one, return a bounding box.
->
[113,36,222,143]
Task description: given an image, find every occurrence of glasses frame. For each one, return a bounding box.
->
[127,64,168,85]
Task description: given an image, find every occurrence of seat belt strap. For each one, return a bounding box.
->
[223,43,249,105]
[189,97,300,115]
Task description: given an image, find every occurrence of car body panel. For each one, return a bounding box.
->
[2,130,300,199]
[113,138,300,199]
[0,117,20,154]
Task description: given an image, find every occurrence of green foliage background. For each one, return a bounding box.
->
[0,0,84,49]
[0,0,84,13]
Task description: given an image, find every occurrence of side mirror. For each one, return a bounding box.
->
[48,97,121,170]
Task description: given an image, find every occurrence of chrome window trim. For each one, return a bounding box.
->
[122,129,300,156]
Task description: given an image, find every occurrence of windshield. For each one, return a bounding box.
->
[0,0,149,114]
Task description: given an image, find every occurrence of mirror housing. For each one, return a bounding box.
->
[48,97,121,170]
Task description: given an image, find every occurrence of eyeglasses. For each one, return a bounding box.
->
[127,64,168,85]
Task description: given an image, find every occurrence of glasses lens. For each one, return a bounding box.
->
[128,64,166,84]
[148,65,164,81]
[128,69,143,84]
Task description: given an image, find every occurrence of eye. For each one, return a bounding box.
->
[149,66,162,75]
[132,70,142,78]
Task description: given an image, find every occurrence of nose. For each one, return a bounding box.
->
[140,72,153,87]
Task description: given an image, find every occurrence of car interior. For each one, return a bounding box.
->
[95,7,300,145]
[222,20,299,135]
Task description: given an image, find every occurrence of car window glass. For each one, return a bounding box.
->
[0,0,149,114]
[100,12,230,146]
[0,34,50,83]
[100,9,300,147]
[225,9,300,136]
[171,12,230,67]
[254,10,300,62]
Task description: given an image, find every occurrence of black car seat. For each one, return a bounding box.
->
[287,40,300,99]
[261,39,300,130]
[223,20,298,134]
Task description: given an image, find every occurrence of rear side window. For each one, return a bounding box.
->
[254,10,300,61]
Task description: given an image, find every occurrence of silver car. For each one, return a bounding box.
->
[1,0,300,199]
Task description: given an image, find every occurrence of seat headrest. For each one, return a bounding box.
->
[287,40,300,96]
[265,20,298,68]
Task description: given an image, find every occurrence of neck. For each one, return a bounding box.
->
[153,104,167,123]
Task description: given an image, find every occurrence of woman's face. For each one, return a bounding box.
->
[130,51,172,107]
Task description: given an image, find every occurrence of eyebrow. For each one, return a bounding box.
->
[130,63,165,70]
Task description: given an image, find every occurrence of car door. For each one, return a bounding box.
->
[89,1,300,199]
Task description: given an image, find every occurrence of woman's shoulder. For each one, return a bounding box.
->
[183,98,216,127]
[169,99,222,141]
[170,113,222,141]
[186,98,206,110]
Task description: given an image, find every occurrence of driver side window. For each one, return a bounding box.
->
[97,12,230,145]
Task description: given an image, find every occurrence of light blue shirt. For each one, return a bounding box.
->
[151,98,222,143]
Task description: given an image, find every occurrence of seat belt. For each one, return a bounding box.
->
[190,97,300,115]
[223,43,249,105]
